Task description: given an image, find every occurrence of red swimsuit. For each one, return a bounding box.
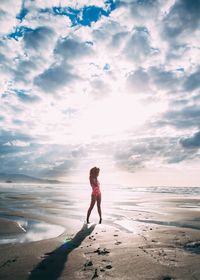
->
[90,177,101,197]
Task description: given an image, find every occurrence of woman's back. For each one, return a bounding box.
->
[90,176,100,196]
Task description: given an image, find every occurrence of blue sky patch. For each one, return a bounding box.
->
[7,26,33,40]
[103,63,110,71]
[14,90,40,103]
[16,0,28,22]
[16,7,28,21]
[40,0,116,27]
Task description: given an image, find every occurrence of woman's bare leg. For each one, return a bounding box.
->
[86,195,96,223]
[97,194,102,224]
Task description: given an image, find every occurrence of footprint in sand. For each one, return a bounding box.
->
[89,235,96,241]
[105,264,112,269]
[100,257,113,271]
[1,257,18,268]
[85,260,93,267]
[83,258,113,279]
[115,241,122,245]
[94,247,110,255]
[83,245,113,279]
[100,267,105,272]
[91,262,113,279]
[83,260,93,271]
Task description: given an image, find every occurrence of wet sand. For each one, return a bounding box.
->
[0,184,200,279]
[0,218,25,234]
[0,220,200,280]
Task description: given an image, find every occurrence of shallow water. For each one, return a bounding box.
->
[0,183,200,243]
[0,214,65,245]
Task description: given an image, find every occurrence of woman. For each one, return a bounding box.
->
[86,167,102,224]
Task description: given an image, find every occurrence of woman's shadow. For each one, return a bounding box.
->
[28,223,96,280]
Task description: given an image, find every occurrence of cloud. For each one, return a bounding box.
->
[0,129,32,145]
[36,0,116,27]
[14,90,41,103]
[149,66,181,92]
[41,159,75,177]
[0,53,7,65]
[119,0,162,20]
[0,129,86,178]
[110,31,129,49]
[23,26,55,51]
[13,58,41,85]
[54,36,93,61]
[89,78,111,98]
[180,131,200,149]
[34,62,79,93]
[1,0,200,184]
[123,26,157,63]
[0,0,20,35]
[183,67,200,92]
[126,67,150,94]
[32,144,87,178]
[125,64,182,97]
[114,135,197,172]
[158,105,200,129]
[161,0,200,42]
[0,129,32,166]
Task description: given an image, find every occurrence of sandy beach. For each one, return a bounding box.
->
[0,183,200,280]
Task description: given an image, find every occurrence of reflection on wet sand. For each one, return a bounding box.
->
[0,214,65,245]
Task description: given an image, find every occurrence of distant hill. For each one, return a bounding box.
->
[0,173,62,184]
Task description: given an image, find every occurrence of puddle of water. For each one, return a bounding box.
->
[0,214,65,245]
[136,219,200,231]
[184,241,200,254]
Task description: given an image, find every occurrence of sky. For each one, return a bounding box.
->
[0,0,200,187]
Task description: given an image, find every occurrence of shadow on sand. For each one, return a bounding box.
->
[28,223,96,280]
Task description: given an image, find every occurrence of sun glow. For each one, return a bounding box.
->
[69,93,166,143]
[41,92,167,145]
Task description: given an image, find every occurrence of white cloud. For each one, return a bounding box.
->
[54,35,94,61]
[0,0,20,35]
[34,62,79,93]
[26,0,106,10]
[126,68,150,94]
[1,0,200,185]
[23,26,55,51]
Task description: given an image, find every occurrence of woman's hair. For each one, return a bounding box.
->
[89,167,100,179]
